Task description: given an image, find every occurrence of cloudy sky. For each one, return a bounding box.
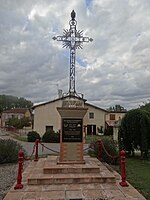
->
[0,0,150,110]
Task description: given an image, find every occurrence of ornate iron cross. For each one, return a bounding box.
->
[53,10,93,97]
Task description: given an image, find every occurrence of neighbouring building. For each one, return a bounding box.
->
[105,111,126,141]
[1,108,31,127]
[113,119,122,141]
[33,96,108,136]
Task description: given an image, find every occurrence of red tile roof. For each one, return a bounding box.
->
[3,108,29,114]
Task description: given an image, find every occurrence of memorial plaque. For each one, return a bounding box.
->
[62,118,82,142]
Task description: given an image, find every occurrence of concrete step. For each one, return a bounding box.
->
[27,156,116,185]
[28,172,116,185]
[43,162,100,174]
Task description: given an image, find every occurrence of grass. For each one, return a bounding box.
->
[12,135,28,142]
[126,157,150,200]
[12,133,111,144]
[85,135,108,144]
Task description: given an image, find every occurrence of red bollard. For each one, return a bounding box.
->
[34,139,39,161]
[14,150,24,189]
[97,140,101,161]
[119,150,129,187]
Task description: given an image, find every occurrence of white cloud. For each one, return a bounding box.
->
[0,0,150,110]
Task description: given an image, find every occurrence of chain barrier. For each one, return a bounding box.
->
[24,144,36,161]
[86,140,120,160]
[39,141,59,154]
[85,142,96,151]
[83,147,90,151]
[83,141,98,152]
[100,140,120,159]
[83,146,93,151]
[19,139,59,163]
[95,139,128,187]
[14,139,59,190]
[14,138,128,189]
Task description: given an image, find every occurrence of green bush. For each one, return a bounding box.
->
[27,131,41,142]
[104,127,113,136]
[0,139,25,164]
[89,136,119,165]
[42,130,60,143]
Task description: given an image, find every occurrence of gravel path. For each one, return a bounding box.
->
[0,163,18,200]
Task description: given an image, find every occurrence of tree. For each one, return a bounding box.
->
[119,109,150,159]
[7,118,21,129]
[0,95,33,113]
[140,101,150,113]
[20,117,31,128]
[107,105,127,112]
[7,117,31,129]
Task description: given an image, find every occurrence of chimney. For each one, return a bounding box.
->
[58,89,63,98]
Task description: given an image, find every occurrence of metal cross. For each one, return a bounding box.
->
[53,10,93,97]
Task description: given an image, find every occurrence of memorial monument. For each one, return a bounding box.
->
[53,10,93,163]
[4,10,145,200]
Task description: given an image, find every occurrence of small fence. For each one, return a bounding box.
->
[94,140,128,187]
[14,139,128,189]
[0,126,32,136]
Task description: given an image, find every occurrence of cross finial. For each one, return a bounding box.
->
[71,10,76,20]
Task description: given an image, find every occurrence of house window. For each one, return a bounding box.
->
[110,114,115,120]
[89,112,94,119]
[46,126,53,132]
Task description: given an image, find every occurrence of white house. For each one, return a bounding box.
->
[33,96,108,136]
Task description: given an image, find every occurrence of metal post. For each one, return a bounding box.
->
[14,150,24,189]
[34,139,39,161]
[119,150,129,187]
[97,140,101,161]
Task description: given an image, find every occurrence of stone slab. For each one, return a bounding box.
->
[28,173,116,185]
[44,159,100,174]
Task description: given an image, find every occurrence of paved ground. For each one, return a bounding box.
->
[0,129,60,156]
[0,129,89,156]
[0,129,9,140]
[0,129,60,155]
[4,156,146,200]
[20,141,61,156]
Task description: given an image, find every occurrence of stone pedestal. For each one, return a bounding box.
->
[57,106,87,163]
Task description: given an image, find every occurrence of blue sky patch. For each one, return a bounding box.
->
[85,0,92,9]
[77,57,87,67]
